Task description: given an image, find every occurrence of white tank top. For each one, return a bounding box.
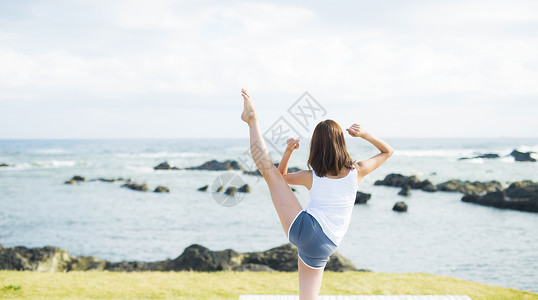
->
[306,167,359,246]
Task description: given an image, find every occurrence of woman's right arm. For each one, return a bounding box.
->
[346,124,393,179]
[278,138,299,175]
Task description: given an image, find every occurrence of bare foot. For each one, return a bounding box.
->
[241,88,258,125]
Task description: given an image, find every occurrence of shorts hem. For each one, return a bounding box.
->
[287,209,304,242]
[298,253,326,270]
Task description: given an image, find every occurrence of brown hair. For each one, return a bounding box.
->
[307,119,355,177]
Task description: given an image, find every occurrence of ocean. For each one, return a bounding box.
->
[0,138,537,292]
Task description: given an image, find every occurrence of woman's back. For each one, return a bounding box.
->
[306,166,359,247]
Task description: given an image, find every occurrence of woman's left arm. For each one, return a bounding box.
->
[278,138,299,174]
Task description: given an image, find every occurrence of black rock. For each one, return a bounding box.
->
[244,162,301,176]
[64,175,85,184]
[103,260,165,272]
[121,183,150,192]
[462,191,505,207]
[374,173,431,190]
[97,178,116,182]
[462,180,538,212]
[154,186,170,193]
[437,179,503,196]
[224,186,237,196]
[238,184,251,193]
[197,185,208,192]
[398,186,411,196]
[0,245,81,272]
[393,201,408,212]
[0,163,10,167]
[506,180,538,198]
[165,244,241,271]
[324,252,370,272]
[459,153,500,160]
[186,160,241,171]
[232,263,275,272]
[509,149,536,162]
[354,191,371,204]
[0,243,363,273]
[154,161,176,170]
[421,180,438,192]
[64,175,86,185]
[374,173,507,197]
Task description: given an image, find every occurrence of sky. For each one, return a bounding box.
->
[0,0,537,139]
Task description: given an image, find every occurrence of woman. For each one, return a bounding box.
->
[241,89,393,299]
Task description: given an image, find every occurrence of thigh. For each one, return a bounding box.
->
[263,166,303,237]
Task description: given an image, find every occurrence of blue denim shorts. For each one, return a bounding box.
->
[288,210,337,269]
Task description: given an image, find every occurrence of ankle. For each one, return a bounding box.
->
[247,116,259,127]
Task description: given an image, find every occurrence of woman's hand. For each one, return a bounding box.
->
[346,124,368,138]
[285,138,300,152]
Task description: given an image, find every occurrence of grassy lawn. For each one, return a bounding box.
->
[0,271,536,299]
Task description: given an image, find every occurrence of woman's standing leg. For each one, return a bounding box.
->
[241,89,303,236]
[298,258,325,299]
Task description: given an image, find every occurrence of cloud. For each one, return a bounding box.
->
[0,0,536,138]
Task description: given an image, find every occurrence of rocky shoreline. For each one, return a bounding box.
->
[59,158,538,213]
[63,175,171,193]
[0,243,365,273]
[375,173,538,213]
[458,149,536,162]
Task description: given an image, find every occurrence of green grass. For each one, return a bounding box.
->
[0,271,536,299]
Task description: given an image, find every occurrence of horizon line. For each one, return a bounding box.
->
[1,136,538,140]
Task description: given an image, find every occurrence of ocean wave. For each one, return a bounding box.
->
[5,160,80,170]
[461,158,485,164]
[393,149,477,158]
[395,146,538,159]
[31,148,70,155]
[513,144,538,153]
[124,166,156,173]
[114,152,202,158]
[499,156,516,163]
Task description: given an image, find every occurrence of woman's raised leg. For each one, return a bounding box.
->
[241,89,303,236]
